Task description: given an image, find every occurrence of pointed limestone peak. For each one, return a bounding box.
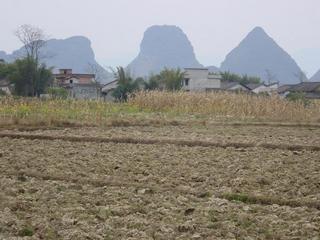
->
[221,27,304,84]
[128,25,202,77]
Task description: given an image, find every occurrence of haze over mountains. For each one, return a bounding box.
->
[127,25,309,84]
[0,36,112,83]
[127,25,203,77]
[311,70,320,82]
[0,25,318,84]
[220,27,306,84]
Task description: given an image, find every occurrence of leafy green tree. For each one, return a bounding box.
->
[112,67,139,102]
[220,71,261,84]
[143,74,162,90]
[142,68,184,91]
[220,71,242,82]
[47,87,68,99]
[240,74,261,85]
[9,58,52,96]
[0,61,12,79]
[159,68,184,91]
[286,92,310,106]
[1,25,52,97]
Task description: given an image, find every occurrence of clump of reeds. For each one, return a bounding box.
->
[0,91,319,127]
[129,91,320,122]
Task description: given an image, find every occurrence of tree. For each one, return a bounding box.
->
[15,24,47,62]
[8,58,52,97]
[112,67,139,102]
[240,74,261,85]
[220,71,242,82]
[286,91,310,106]
[220,71,261,84]
[158,68,184,91]
[143,74,162,90]
[0,61,11,79]
[12,25,51,96]
[47,87,68,99]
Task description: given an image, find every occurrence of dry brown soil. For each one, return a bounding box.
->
[0,124,319,239]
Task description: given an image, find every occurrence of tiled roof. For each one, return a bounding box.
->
[278,84,294,93]
[289,82,320,92]
[245,83,264,90]
[221,82,244,90]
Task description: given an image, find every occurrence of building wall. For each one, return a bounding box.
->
[70,85,100,100]
[228,84,248,91]
[101,80,118,101]
[252,84,279,94]
[0,86,11,95]
[182,69,221,91]
[102,81,118,92]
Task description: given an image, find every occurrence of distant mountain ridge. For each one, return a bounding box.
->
[0,36,112,83]
[128,25,203,77]
[310,70,320,82]
[220,27,305,84]
[1,26,312,85]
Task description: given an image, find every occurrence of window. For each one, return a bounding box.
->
[70,79,73,84]
[184,78,190,86]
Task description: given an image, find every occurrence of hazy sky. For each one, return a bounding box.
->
[1,0,320,76]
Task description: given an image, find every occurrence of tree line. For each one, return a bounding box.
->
[1,24,263,99]
[111,67,262,101]
[111,67,185,101]
[0,25,52,97]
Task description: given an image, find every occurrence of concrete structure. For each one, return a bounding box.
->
[101,79,118,101]
[0,78,12,95]
[182,68,221,91]
[245,82,279,94]
[66,84,100,100]
[53,69,96,85]
[53,69,100,100]
[221,82,250,92]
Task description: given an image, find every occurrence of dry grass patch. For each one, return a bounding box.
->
[130,91,320,122]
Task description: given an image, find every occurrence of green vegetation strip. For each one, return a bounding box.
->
[0,132,319,152]
[221,193,320,210]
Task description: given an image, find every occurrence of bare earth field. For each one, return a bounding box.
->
[0,124,319,239]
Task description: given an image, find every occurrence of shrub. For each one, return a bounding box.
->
[47,87,68,99]
[18,227,34,237]
[286,92,310,106]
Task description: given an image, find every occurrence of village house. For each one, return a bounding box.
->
[220,81,250,92]
[182,68,279,94]
[0,78,12,95]
[245,82,279,94]
[53,69,101,100]
[278,82,320,99]
[182,68,221,91]
[101,79,118,101]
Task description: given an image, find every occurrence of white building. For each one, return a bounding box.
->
[0,78,12,95]
[101,79,118,101]
[182,68,221,91]
[245,82,279,94]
